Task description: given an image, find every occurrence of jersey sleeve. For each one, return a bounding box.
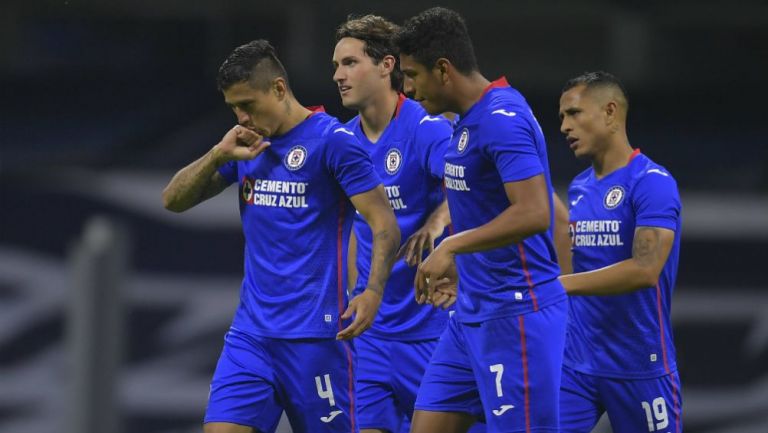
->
[217,160,239,185]
[325,126,382,197]
[632,169,681,231]
[415,115,453,180]
[483,112,544,183]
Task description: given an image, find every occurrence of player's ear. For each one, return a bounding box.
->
[604,100,619,131]
[435,58,451,85]
[380,55,396,78]
[272,77,288,100]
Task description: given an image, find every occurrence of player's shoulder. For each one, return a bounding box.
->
[569,166,594,190]
[402,98,450,128]
[313,112,356,143]
[629,153,678,185]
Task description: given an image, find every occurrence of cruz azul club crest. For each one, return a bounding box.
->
[604,185,625,209]
[284,145,307,171]
[385,148,403,175]
[457,129,469,153]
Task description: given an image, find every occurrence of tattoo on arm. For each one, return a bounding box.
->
[367,229,397,296]
[632,227,662,267]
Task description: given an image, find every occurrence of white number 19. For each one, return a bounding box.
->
[641,397,669,431]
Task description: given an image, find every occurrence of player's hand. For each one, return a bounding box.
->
[396,220,444,267]
[336,288,382,340]
[214,125,271,163]
[430,277,458,309]
[414,244,456,304]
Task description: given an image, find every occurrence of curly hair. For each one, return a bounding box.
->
[336,14,403,91]
[394,7,478,75]
[216,39,290,92]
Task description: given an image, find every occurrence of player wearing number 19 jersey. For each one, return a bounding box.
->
[397,8,568,433]
[163,40,400,433]
[558,71,683,433]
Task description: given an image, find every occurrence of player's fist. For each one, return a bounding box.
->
[213,125,271,163]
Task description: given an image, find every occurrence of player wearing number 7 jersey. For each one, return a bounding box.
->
[397,8,568,433]
[557,71,683,433]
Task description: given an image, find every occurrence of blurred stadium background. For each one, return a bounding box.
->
[1,0,766,432]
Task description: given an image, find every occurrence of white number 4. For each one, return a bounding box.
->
[641,397,669,431]
[490,364,504,397]
[315,374,336,407]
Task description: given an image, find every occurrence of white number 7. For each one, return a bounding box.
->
[490,364,504,397]
[315,374,336,407]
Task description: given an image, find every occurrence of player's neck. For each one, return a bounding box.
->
[275,97,313,136]
[593,137,633,178]
[359,89,399,143]
[454,71,491,115]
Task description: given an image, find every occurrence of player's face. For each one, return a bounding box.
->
[223,80,284,137]
[400,54,447,115]
[559,85,609,159]
[332,37,389,110]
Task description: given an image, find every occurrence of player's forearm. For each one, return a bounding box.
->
[553,193,573,274]
[441,202,549,255]
[162,147,226,212]
[559,258,659,296]
[364,217,400,296]
[419,200,451,240]
[347,229,359,295]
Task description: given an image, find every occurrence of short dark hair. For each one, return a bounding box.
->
[216,39,290,92]
[562,71,629,108]
[336,14,403,91]
[395,7,478,75]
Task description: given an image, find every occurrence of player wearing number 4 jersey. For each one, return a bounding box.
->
[396,7,568,433]
[163,40,400,433]
[557,71,683,433]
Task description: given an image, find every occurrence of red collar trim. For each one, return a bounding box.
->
[481,77,510,97]
[394,93,407,119]
[305,105,326,118]
[628,148,641,162]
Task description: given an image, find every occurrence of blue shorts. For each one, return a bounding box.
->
[415,300,567,433]
[204,329,357,433]
[356,334,486,433]
[560,366,683,433]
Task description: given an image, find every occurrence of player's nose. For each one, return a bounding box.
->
[403,80,415,99]
[235,109,250,126]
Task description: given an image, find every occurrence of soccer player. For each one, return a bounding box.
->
[332,15,481,433]
[557,71,683,433]
[162,40,400,433]
[396,7,568,433]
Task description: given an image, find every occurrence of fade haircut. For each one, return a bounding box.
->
[563,71,629,110]
[217,39,290,92]
[336,14,403,91]
[394,7,479,75]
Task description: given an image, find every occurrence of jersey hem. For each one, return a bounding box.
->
[563,361,678,380]
[456,291,566,323]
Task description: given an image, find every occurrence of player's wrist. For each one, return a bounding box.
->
[210,144,232,166]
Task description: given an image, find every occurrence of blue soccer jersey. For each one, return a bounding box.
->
[217,109,381,339]
[347,95,452,340]
[444,78,566,322]
[565,149,682,379]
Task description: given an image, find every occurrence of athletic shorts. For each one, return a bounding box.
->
[560,365,683,433]
[356,334,485,433]
[415,300,567,433]
[204,329,357,433]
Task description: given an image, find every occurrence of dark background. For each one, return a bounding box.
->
[1,1,767,432]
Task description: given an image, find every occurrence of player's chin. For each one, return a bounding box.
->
[417,99,440,115]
